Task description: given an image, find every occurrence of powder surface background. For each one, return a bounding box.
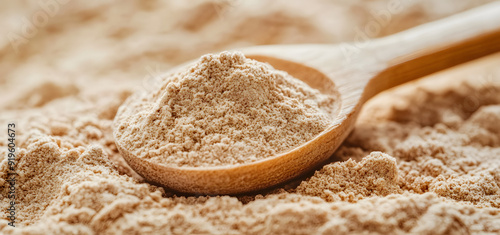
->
[1,0,499,234]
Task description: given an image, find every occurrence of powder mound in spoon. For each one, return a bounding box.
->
[114,51,337,167]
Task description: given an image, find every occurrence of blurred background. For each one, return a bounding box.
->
[0,0,496,110]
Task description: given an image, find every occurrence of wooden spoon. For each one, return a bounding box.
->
[115,2,500,194]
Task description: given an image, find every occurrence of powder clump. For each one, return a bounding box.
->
[114,51,337,167]
[297,152,402,202]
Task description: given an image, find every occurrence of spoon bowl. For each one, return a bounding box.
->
[115,2,500,194]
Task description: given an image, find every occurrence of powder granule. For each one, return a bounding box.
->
[297,152,403,202]
[114,51,337,167]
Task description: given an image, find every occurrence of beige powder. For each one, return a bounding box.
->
[297,152,403,202]
[114,51,337,167]
[2,1,500,234]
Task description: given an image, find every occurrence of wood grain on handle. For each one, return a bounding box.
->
[365,2,500,100]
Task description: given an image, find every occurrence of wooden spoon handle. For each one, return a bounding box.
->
[366,2,500,99]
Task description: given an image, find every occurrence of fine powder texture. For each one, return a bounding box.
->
[297,152,403,202]
[2,1,500,234]
[114,51,337,167]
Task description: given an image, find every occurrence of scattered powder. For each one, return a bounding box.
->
[1,1,500,234]
[114,51,337,167]
[297,152,403,202]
